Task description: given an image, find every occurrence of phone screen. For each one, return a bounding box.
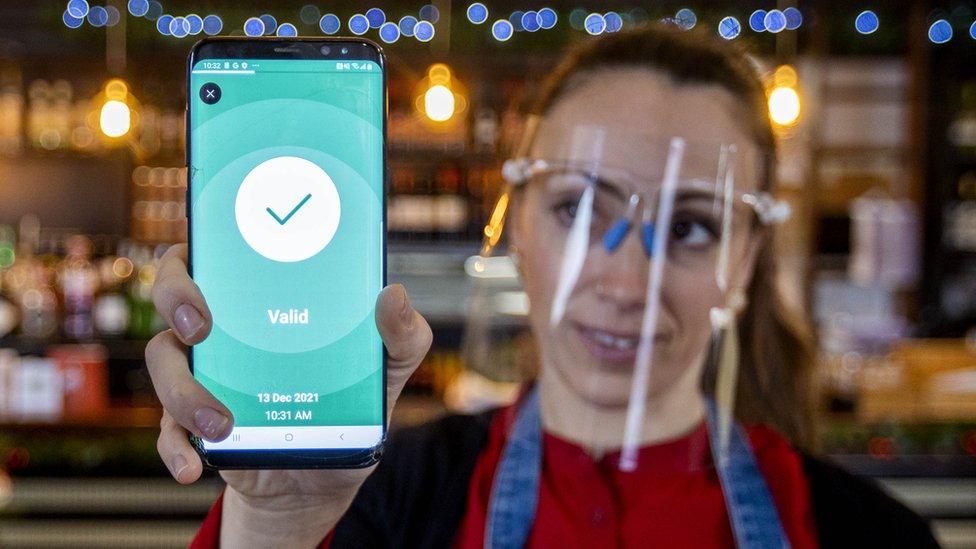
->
[188,55,384,453]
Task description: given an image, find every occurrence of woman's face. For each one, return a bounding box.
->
[511,67,764,408]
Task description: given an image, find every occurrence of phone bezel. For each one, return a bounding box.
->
[185,37,388,469]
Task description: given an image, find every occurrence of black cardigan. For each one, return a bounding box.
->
[332,411,940,548]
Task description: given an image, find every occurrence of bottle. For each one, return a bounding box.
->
[58,235,98,340]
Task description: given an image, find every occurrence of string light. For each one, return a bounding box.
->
[718,16,741,40]
[605,12,623,33]
[491,18,514,41]
[243,16,265,37]
[749,10,766,32]
[276,23,297,37]
[259,14,277,35]
[764,9,787,33]
[156,14,173,35]
[521,11,540,32]
[584,13,606,35]
[467,3,489,25]
[87,6,108,27]
[855,10,879,34]
[675,8,697,30]
[319,13,340,35]
[145,1,162,21]
[784,7,803,30]
[63,10,84,28]
[299,5,320,25]
[768,65,801,128]
[929,19,952,44]
[202,14,223,35]
[169,16,189,38]
[379,21,400,43]
[970,21,976,39]
[509,11,524,32]
[419,4,439,23]
[67,0,89,19]
[366,8,386,29]
[415,20,435,42]
[127,0,148,17]
[538,7,558,29]
[348,14,369,36]
[186,14,203,35]
[399,15,418,36]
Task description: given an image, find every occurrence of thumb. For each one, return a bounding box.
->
[375,284,433,413]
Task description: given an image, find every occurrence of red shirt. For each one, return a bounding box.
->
[192,408,818,548]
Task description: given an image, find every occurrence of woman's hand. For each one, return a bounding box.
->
[146,244,433,548]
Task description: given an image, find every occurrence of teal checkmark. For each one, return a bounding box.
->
[266,193,312,225]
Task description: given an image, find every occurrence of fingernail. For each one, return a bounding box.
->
[194,407,229,440]
[399,286,414,327]
[171,453,189,482]
[174,304,205,340]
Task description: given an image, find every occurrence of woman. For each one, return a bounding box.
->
[146,25,937,548]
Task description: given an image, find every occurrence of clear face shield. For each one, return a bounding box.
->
[468,116,790,474]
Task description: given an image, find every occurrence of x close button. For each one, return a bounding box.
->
[199,82,221,104]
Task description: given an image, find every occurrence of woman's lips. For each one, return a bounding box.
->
[572,323,643,365]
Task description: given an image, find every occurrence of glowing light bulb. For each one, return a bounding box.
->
[768,86,801,127]
[424,84,455,122]
[100,100,131,138]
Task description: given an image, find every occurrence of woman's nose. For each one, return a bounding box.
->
[593,230,649,307]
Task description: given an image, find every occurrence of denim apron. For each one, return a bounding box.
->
[484,387,790,548]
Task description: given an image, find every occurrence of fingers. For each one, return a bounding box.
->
[375,284,433,408]
[151,244,213,345]
[145,330,234,442]
[157,411,204,484]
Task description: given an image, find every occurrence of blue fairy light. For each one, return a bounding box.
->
[105,5,120,26]
[419,4,439,23]
[970,20,976,39]
[186,14,203,35]
[156,14,173,34]
[277,23,297,37]
[145,1,162,21]
[244,17,265,37]
[855,11,879,34]
[319,14,340,35]
[170,16,190,37]
[67,0,89,19]
[348,14,369,35]
[569,8,586,30]
[202,14,222,35]
[749,10,766,32]
[467,3,488,25]
[127,0,148,17]
[718,16,741,40]
[414,20,435,42]
[784,7,802,30]
[365,8,385,28]
[300,5,320,26]
[259,14,277,35]
[491,18,513,41]
[538,7,557,29]
[510,11,524,32]
[929,19,952,44]
[764,9,787,33]
[522,11,540,32]
[87,5,108,27]
[379,21,400,43]
[584,13,606,35]
[605,11,623,32]
[399,15,418,36]
[63,10,84,28]
[675,8,696,30]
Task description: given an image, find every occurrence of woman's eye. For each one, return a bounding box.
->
[552,200,579,227]
[671,218,717,248]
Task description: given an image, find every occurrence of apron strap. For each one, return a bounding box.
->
[485,388,790,549]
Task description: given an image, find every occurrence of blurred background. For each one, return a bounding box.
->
[0,1,975,547]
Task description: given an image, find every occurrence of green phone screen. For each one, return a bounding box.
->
[189,57,384,451]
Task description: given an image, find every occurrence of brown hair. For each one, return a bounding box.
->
[529,24,816,449]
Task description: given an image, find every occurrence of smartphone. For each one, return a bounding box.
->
[186,38,386,469]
